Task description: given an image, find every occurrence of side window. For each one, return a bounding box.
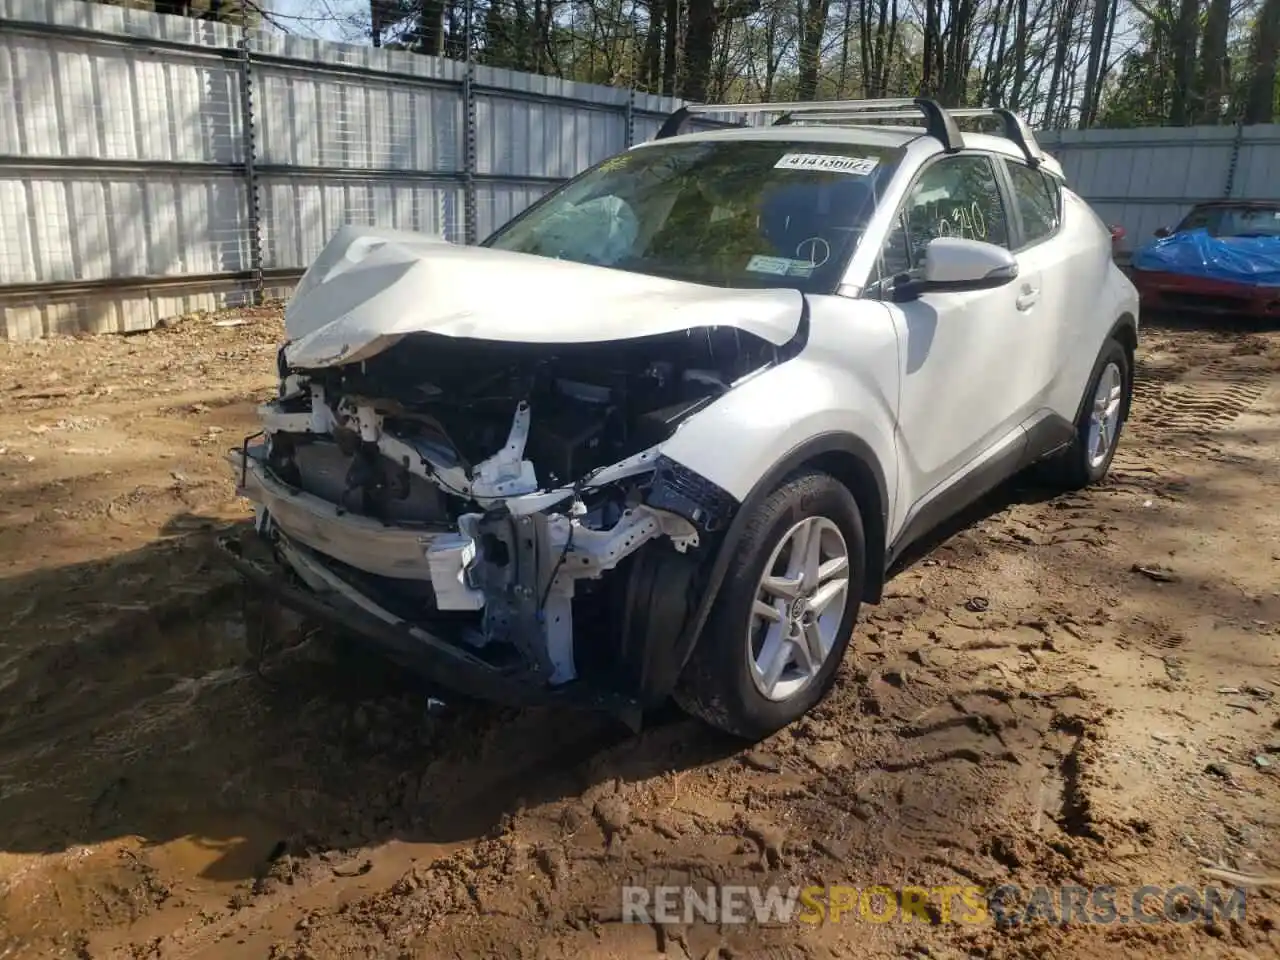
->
[1005,160,1061,245]
[879,155,1010,278]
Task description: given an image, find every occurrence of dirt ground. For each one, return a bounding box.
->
[1,306,1278,960]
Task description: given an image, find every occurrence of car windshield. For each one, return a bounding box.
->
[1178,204,1280,239]
[482,139,905,293]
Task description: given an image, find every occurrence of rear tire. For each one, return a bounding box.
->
[1038,337,1132,490]
[674,470,865,741]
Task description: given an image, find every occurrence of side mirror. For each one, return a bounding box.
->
[891,237,1018,302]
[1154,226,1171,238]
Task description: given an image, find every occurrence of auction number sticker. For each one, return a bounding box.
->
[774,153,880,175]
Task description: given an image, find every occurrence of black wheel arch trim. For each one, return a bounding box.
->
[1110,313,1139,421]
[1108,312,1139,361]
[636,431,889,705]
[1073,314,1138,426]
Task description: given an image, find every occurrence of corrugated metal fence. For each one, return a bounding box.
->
[2,0,1279,339]
[1038,125,1280,250]
[0,0,709,338]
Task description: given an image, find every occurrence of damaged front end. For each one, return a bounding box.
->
[222,325,785,719]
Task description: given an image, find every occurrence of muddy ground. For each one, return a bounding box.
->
[0,307,1278,960]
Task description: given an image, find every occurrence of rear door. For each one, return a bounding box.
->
[998,158,1069,416]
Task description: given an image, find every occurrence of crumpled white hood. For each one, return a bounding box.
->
[282,225,806,368]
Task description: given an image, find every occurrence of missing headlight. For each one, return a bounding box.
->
[646,456,738,534]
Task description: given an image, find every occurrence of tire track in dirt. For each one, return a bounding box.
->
[1129,336,1275,463]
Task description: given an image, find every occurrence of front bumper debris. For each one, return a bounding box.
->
[221,340,746,724]
[217,527,644,723]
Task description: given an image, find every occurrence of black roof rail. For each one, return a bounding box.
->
[653,105,750,138]
[947,107,1045,167]
[652,98,966,152]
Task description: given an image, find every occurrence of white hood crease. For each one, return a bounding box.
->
[283,225,806,369]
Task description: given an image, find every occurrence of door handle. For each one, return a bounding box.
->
[1016,287,1040,311]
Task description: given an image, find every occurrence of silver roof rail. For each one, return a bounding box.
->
[655,98,965,153]
[654,98,1044,166]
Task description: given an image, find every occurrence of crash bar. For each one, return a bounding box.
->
[655,98,965,153]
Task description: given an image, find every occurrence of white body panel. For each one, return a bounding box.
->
[884,279,1034,515]
[660,294,901,515]
[283,224,806,369]
[1044,192,1141,418]
[881,181,1136,519]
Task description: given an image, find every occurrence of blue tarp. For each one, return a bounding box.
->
[1131,228,1280,287]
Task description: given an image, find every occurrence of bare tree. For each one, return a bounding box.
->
[1168,0,1199,123]
[1080,0,1119,126]
[1243,0,1280,122]
[116,0,1278,129]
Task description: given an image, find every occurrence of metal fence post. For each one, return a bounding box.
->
[1223,120,1244,200]
[625,89,635,147]
[462,0,478,244]
[463,72,477,244]
[238,26,263,303]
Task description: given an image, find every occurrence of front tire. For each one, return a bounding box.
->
[1039,337,1132,490]
[675,470,865,741]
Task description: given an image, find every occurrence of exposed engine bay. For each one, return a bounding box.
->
[232,326,779,693]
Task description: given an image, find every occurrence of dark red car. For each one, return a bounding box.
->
[1128,200,1280,320]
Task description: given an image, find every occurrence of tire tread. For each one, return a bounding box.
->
[675,470,864,740]
[1038,337,1131,490]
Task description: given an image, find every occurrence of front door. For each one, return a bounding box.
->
[875,153,1042,529]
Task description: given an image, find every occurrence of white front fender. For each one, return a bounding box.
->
[659,298,901,528]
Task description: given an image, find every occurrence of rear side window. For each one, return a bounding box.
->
[1005,160,1061,245]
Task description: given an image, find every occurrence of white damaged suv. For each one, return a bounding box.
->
[223,98,1139,741]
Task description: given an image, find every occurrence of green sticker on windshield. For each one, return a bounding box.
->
[746,255,817,277]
